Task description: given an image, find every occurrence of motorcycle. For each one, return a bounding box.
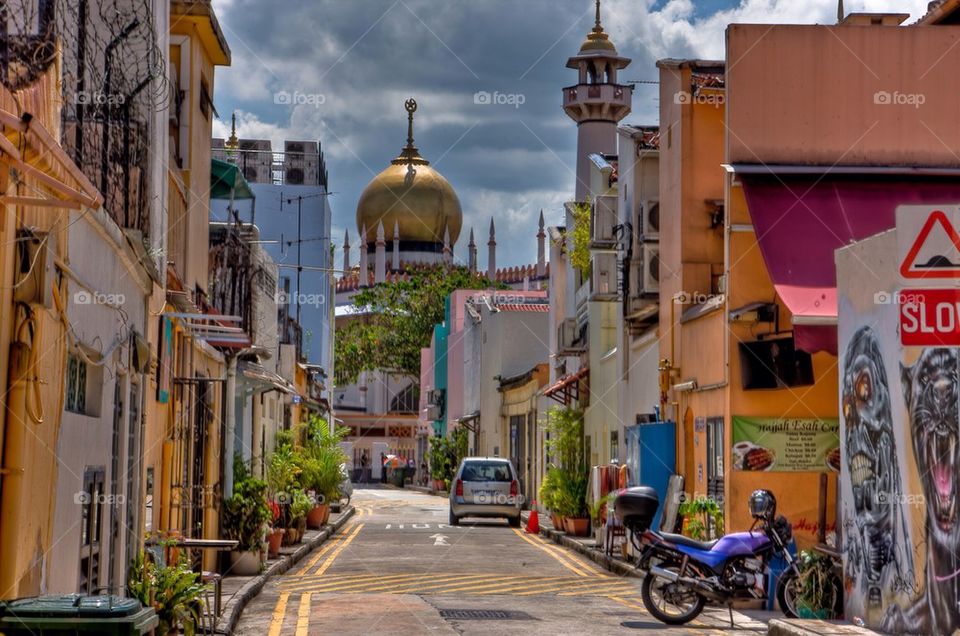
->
[614,487,801,625]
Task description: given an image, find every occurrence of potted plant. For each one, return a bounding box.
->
[795,549,842,619]
[542,406,589,536]
[296,417,348,529]
[128,550,209,636]
[679,496,724,540]
[286,489,312,544]
[538,467,562,529]
[223,457,271,575]
[266,500,284,558]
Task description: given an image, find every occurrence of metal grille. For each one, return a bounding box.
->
[2,0,166,237]
[439,609,534,621]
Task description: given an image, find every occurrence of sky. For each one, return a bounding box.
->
[209,0,932,272]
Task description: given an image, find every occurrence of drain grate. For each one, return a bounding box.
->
[439,609,534,621]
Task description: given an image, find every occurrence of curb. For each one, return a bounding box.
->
[215,506,355,634]
[767,619,878,636]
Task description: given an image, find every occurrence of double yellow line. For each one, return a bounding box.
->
[268,522,365,636]
[511,528,605,577]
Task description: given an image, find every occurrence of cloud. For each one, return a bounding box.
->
[210,0,935,276]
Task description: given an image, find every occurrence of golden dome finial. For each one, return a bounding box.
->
[393,97,429,166]
[579,0,616,52]
[226,111,239,149]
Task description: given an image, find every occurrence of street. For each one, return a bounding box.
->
[235,487,770,635]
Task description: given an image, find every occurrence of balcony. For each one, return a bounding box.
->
[562,83,632,123]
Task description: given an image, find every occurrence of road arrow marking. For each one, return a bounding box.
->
[430,533,449,546]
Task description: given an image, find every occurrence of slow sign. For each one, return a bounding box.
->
[899,288,960,346]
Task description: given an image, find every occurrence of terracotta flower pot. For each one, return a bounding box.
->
[550,513,562,529]
[267,528,284,558]
[567,517,589,536]
[307,504,329,529]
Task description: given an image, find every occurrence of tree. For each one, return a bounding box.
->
[335,265,498,386]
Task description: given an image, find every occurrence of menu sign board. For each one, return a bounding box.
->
[731,416,840,472]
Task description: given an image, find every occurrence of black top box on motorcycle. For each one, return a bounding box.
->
[614,486,659,532]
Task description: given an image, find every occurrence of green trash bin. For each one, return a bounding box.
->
[0,594,159,635]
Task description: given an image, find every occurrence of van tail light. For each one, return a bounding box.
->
[510,480,519,497]
[455,479,463,497]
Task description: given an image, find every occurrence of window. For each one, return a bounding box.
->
[610,430,619,463]
[461,461,512,483]
[65,353,102,416]
[65,353,86,414]
[199,77,212,119]
[390,384,420,414]
[706,417,724,504]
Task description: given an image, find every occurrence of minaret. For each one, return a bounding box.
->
[342,229,351,276]
[468,228,477,273]
[487,218,497,282]
[537,209,546,278]
[375,221,386,283]
[563,0,631,201]
[443,225,452,265]
[359,224,369,287]
[392,221,400,271]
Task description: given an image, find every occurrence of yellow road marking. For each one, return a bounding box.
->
[266,591,290,636]
[608,595,645,611]
[313,523,364,576]
[396,574,522,595]
[511,528,589,577]
[292,534,347,576]
[281,573,425,593]
[295,592,312,636]
[478,577,612,596]
[556,583,638,596]
[296,573,492,595]
[523,530,607,575]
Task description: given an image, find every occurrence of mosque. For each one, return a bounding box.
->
[333,98,548,475]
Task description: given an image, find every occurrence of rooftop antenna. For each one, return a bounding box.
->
[837,0,844,23]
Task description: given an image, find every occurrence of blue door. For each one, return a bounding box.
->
[627,421,676,532]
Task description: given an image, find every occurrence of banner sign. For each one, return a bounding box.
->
[731,416,840,472]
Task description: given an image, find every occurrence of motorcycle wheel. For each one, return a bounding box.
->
[776,570,801,618]
[640,563,707,625]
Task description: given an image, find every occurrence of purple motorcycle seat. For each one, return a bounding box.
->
[659,531,719,551]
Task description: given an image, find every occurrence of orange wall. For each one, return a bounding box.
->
[727,23,960,167]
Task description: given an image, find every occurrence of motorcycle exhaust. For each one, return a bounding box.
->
[648,565,723,601]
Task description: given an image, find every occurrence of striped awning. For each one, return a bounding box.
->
[496,303,549,312]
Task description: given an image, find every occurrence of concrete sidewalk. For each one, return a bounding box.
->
[215,505,355,634]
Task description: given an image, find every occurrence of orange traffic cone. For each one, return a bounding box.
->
[525,500,540,534]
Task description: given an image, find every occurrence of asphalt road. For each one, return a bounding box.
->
[234,486,771,635]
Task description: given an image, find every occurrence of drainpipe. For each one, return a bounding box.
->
[0,336,30,598]
[223,355,237,497]
[251,390,262,478]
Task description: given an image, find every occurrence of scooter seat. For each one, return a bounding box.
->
[659,531,719,551]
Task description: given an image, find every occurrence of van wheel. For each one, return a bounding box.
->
[509,515,521,528]
[449,510,459,526]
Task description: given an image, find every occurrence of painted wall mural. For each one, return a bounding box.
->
[837,230,960,634]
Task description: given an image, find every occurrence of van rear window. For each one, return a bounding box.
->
[461,462,511,482]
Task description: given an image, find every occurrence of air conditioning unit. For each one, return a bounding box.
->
[590,252,618,301]
[640,243,660,294]
[558,317,586,354]
[427,389,445,409]
[590,195,618,251]
[641,200,660,239]
[425,405,441,421]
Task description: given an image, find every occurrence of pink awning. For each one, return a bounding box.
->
[740,174,960,355]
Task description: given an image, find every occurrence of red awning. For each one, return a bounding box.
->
[740,173,960,354]
[543,367,589,405]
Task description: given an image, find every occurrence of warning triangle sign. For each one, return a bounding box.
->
[899,209,960,279]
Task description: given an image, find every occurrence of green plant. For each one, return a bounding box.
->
[570,199,592,278]
[128,551,208,636]
[553,467,589,518]
[588,493,615,525]
[428,435,456,482]
[289,489,313,522]
[795,549,840,617]
[538,467,561,512]
[294,416,348,502]
[679,496,724,540]
[543,406,585,473]
[223,457,271,552]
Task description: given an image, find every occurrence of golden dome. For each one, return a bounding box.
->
[356,99,462,246]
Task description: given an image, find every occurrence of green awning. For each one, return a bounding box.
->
[210,158,255,200]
